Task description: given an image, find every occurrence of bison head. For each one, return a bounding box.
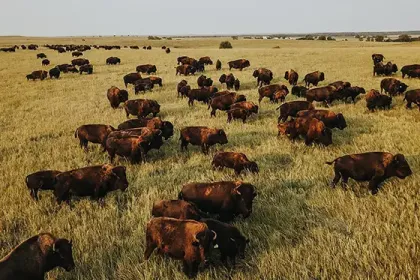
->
[391,154,412,179]
[232,182,256,218]
[204,78,213,87]
[51,239,75,272]
[219,74,227,83]
[235,94,247,103]
[231,236,250,259]
[109,166,129,191]
[284,71,289,80]
[398,82,408,94]
[336,113,347,130]
[392,64,398,73]
[319,72,325,81]
[252,70,259,78]
[318,127,332,146]
[161,121,174,140]
[243,161,259,174]
[118,90,129,102]
[193,229,217,268]
[214,129,228,145]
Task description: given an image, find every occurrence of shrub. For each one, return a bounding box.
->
[232,36,239,40]
[375,35,384,42]
[327,36,336,41]
[318,35,326,41]
[219,41,233,49]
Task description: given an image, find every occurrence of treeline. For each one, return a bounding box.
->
[355,34,420,42]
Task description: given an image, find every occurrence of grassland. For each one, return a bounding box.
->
[0,37,420,280]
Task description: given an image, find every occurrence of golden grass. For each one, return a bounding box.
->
[0,37,419,279]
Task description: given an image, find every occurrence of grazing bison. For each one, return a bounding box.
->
[53,164,128,204]
[230,101,259,114]
[227,108,252,123]
[107,86,129,109]
[305,85,340,105]
[136,64,157,74]
[331,86,366,103]
[41,59,50,66]
[72,51,83,57]
[57,63,72,72]
[197,75,213,88]
[130,46,139,49]
[202,218,249,266]
[404,89,420,110]
[296,110,347,130]
[291,86,308,97]
[367,94,392,111]
[258,84,289,104]
[105,135,147,163]
[166,48,171,54]
[25,170,62,200]
[29,70,48,81]
[406,69,420,78]
[253,68,273,87]
[67,66,79,73]
[401,64,420,78]
[209,91,246,117]
[219,73,236,90]
[152,200,207,220]
[228,59,250,71]
[118,117,174,140]
[372,54,385,64]
[276,101,315,123]
[79,64,93,74]
[284,69,299,86]
[176,64,196,76]
[134,79,154,94]
[0,233,75,280]
[49,67,60,79]
[234,78,240,91]
[216,59,222,70]
[380,78,408,95]
[37,53,47,59]
[179,126,228,154]
[326,152,412,194]
[179,181,257,221]
[123,72,142,87]
[71,58,89,66]
[212,152,259,175]
[329,81,351,89]
[304,71,325,87]
[74,124,116,151]
[373,62,398,76]
[277,117,332,146]
[177,80,190,98]
[106,57,121,65]
[187,87,218,106]
[199,56,213,65]
[144,217,216,278]
[124,99,160,118]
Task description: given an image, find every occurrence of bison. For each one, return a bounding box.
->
[277,117,332,146]
[136,64,157,74]
[373,62,398,76]
[284,69,299,86]
[372,53,385,64]
[253,68,273,87]
[49,67,60,79]
[401,64,420,78]
[152,200,207,220]
[187,87,218,106]
[228,59,250,71]
[258,84,289,104]
[37,53,47,59]
[123,72,142,87]
[291,86,308,97]
[179,126,228,154]
[380,78,408,95]
[197,75,213,88]
[25,170,62,200]
[74,124,116,151]
[72,51,83,57]
[106,57,121,65]
[118,117,173,139]
[28,70,48,81]
[304,71,325,87]
[330,86,366,103]
[208,91,246,117]
[305,85,340,106]
[404,89,420,110]
[176,64,196,76]
[216,59,222,70]
[134,79,154,94]
[79,64,93,74]
[41,59,50,66]
[277,101,315,123]
[227,108,252,123]
[326,152,412,194]
[107,86,129,109]
[71,58,89,66]
[219,73,236,90]
[212,152,259,175]
[199,56,213,65]
[230,101,259,114]
[124,99,160,118]
[296,110,347,130]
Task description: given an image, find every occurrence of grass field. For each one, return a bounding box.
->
[0,37,420,280]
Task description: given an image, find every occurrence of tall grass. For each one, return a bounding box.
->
[0,37,419,279]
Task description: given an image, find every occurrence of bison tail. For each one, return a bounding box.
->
[178,191,183,200]
[74,128,78,138]
[325,159,337,165]
[275,106,281,111]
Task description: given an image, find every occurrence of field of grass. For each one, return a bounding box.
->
[0,37,420,280]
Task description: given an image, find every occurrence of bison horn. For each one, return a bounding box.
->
[212,230,217,240]
[230,238,236,243]
[52,242,56,252]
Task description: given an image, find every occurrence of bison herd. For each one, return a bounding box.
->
[0,44,417,279]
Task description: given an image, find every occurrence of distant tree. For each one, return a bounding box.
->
[359,37,364,41]
[327,36,336,41]
[355,35,361,39]
[375,35,384,42]
[232,36,239,40]
[318,35,327,40]
[219,41,233,49]
[366,37,372,42]
[398,34,412,42]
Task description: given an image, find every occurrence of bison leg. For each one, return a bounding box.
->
[180,139,188,151]
[406,101,412,109]
[242,117,246,123]
[210,109,216,117]
[340,175,349,189]
[80,139,88,151]
[30,188,39,200]
[144,242,156,260]
[201,144,207,154]
[330,172,341,188]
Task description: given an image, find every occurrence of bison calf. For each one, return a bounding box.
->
[25,170,62,200]
[212,152,259,175]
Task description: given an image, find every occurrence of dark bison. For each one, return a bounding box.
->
[234,79,240,91]
[179,126,228,154]
[208,92,246,117]
[212,152,259,175]
[187,87,218,106]
[230,101,259,114]
[177,80,189,97]
[28,70,48,81]
[49,67,60,79]
[79,64,93,74]
[71,58,89,66]
[197,75,213,88]
[107,86,129,109]
[124,99,160,118]
[179,181,257,221]
[72,51,83,57]
[228,59,250,71]
[123,72,142,87]
[216,59,222,70]
[41,59,50,66]
[284,69,299,86]
[404,89,420,110]
[380,78,408,95]
[25,170,62,200]
[258,84,289,104]
[277,101,315,123]
[277,117,332,146]
[219,74,236,90]
[53,164,128,204]
[372,53,385,64]
[326,152,412,194]
[199,56,213,65]
[227,108,252,123]
[136,64,157,74]
[330,86,366,103]
[202,218,249,266]
[296,110,347,130]
[253,68,273,87]
[74,124,116,151]
[106,57,121,65]
[144,217,216,278]
[406,69,420,78]
[291,86,308,97]
[373,62,398,76]
[367,93,392,111]
[401,64,420,78]
[0,233,75,279]
[166,48,171,54]
[37,53,47,59]
[118,117,174,140]
[152,199,207,220]
[134,79,154,94]
[176,65,196,76]
[304,71,325,87]
[57,63,72,72]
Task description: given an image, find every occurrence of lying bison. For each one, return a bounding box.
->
[326,152,412,194]
[107,86,128,109]
[303,71,325,87]
[212,152,259,175]
[179,181,257,221]
[228,59,250,71]
[179,126,228,154]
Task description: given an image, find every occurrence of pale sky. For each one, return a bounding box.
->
[1,0,419,36]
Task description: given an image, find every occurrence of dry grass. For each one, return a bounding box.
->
[0,37,419,280]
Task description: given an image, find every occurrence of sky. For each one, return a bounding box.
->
[1,0,420,37]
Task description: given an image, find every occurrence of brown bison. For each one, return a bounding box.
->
[124,99,160,118]
[404,89,420,110]
[179,85,191,98]
[277,117,332,146]
[372,53,385,64]
[28,70,48,81]
[202,218,249,266]
[166,48,171,53]
[212,152,259,175]
[380,78,408,95]
[136,64,157,74]
[187,87,218,106]
[258,84,289,104]
[25,170,62,200]
[72,51,83,57]
[107,86,129,109]
[230,101,259,114]
[74,124,116,151]
[208,92,246,117]
[134,78,154,94]
[176,64,196,76]
[277,100,315,123]
[296,110,347,130]
[0,233,75,280]
[330,86,366,103]
[79,64,93,74]
[304,71,325,87]
[326,152,412,194]
[118,117,174,139]
[401,64,420,78]
[284,69,299,86]
[216,59,222,70]
[305,85,340,105]
[179,126,228,154]
[199,56,213,65]
[219,73,236,90]
[37,53,47,59]
[106,57,121,65]
[42,59,50,66]
[291,86,308,97]
[406,69,420,78]
[53,164,128,204]
[253,68,273,87]
[144,217,216,278]
[123,72,142,87]
[179,181,257,221]
[177,80,188,96]
[152,200,207,220]
[197,75,213,88]
[105,135,147,163]
[227,108,252,123]
[234,78,240,91]
[228,59,250,71]
[373,62,398,76]
[71,58,89,66]
[366,93,392,111]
